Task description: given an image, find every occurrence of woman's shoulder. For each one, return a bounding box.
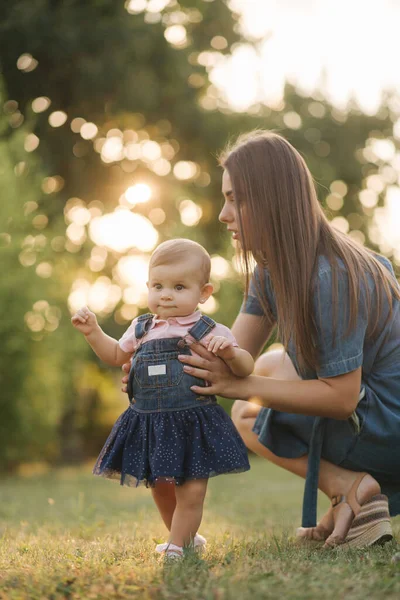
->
[314,253,397,306]
[316,252,394,278]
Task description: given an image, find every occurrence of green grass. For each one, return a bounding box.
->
[1,457,399,599]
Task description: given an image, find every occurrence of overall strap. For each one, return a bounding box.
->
[301,416,326,528]
[134,313,155,340]
[301,386,366,527]
[187,314,216,341]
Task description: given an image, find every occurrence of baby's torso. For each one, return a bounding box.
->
[127,316,217,412]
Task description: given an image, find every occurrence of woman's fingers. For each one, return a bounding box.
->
[190,384,217,395]
[121,362,131,374]
[183,365,213,381]
[179,354,211,371]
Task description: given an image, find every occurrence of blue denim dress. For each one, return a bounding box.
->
[241,254,400,526]
[93,313,250,486]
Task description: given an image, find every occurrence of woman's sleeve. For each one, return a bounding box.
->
[314,269,368,378]
[240,265,274,317]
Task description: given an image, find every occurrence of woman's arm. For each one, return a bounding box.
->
[179,344,361,420]
[230,313,275,358]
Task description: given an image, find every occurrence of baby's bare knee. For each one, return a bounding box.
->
[176,480,207,509]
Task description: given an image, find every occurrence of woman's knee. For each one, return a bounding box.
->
[231,400,260,427]
[255,348,300,380]
[231,401,262,443]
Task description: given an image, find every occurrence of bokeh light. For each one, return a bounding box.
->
[48,111,68,128]
[80,122,98,140]
[211,255,231,279]
[101,136,124,163]
[24,134,40,152]
[125,183,152,205]
[89,210,158,252]
[32,97,51,113]
[371,186,400,263]
[173,161,199,180]
[179,199,202,226]
[164,25,187,47]
[17,53,38,72]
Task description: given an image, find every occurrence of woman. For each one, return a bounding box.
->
[124,131,400,548]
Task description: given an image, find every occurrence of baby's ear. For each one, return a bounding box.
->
[199,282,213,304]
[146,281,149,289]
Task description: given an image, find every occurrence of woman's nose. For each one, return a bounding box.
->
[219,201,231,223]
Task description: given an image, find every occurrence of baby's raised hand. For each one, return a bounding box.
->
[71,306,98,335]
[207,335,236,360]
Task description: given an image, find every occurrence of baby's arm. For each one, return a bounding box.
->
[206,335,254,377]
[71,306,132,366]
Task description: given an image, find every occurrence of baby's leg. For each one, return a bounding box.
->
[169,479,208,548]
[151,481,176,530]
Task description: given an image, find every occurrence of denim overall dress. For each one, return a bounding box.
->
[93,313,250,486]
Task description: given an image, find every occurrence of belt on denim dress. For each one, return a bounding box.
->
[301,387,366,527]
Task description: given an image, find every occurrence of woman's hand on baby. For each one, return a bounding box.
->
[71,306,98,335]
[207,335,236,360]
[121,359,132,393]
[179,343,243,399]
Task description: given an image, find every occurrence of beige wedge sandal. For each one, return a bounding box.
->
[324,473,393,549]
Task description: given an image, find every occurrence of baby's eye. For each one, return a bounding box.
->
[154,284,162,290]
[175,285,185,291]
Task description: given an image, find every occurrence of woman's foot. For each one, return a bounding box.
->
[296,506,334,543]
[323,472,381,548]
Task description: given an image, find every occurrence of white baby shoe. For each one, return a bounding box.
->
[161,543,183,561]
[155,533,207,554]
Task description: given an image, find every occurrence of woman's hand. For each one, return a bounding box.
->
[179,343,247,399]
[121,359,132,392]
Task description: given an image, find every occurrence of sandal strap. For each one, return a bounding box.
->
[331,494,346,508]
[330,472,369,516]
[347,472,368,517]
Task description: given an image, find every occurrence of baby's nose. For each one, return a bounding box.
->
[161,290,172,299]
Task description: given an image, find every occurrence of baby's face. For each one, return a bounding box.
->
[147,260,210,319]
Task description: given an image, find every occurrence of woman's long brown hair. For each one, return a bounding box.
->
[220,130,400,372]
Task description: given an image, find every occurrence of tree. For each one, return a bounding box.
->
[0,1,397,469]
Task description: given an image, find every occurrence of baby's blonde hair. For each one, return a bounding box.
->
[149,239,211,285]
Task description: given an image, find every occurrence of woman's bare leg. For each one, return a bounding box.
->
[169,479,208,548]
[231,349,380,543]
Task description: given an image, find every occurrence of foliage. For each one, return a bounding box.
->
[0,0,398,468]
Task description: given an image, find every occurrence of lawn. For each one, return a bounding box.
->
[0,457,399,599]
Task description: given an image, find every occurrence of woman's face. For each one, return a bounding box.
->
[219,170,240,241]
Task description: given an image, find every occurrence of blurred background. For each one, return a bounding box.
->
[1,0,400,473]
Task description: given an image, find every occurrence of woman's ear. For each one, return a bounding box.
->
[199,283,214,304]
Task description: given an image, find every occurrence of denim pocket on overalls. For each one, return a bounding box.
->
[134,354,184,389]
